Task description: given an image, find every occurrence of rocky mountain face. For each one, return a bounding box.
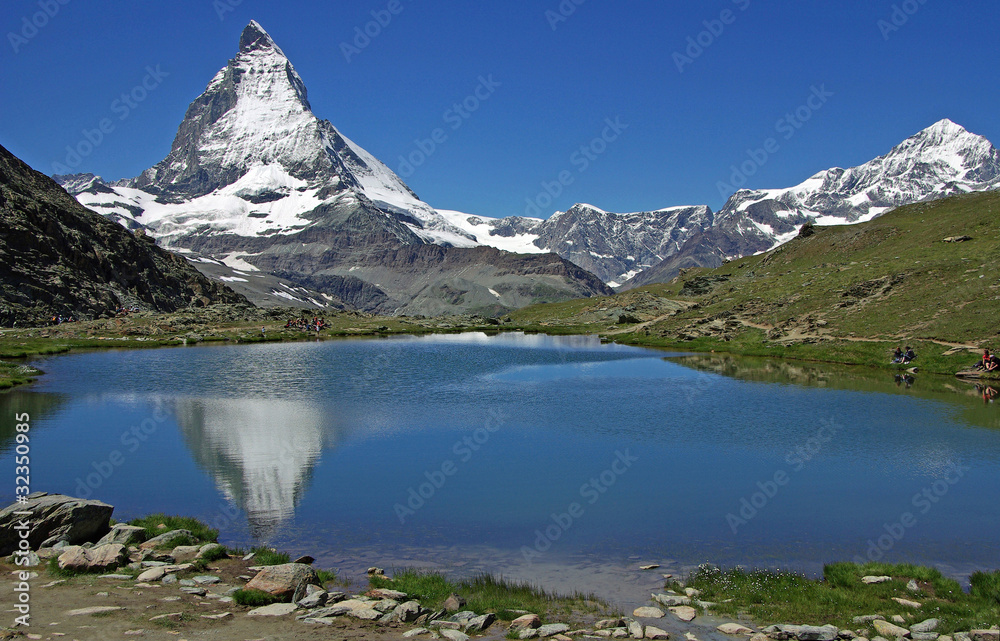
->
[624,118,1000,288]
[0,144,247,326]
[55,22,1000,301]
[58,21,611,314]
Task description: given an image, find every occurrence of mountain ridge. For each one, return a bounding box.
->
[54,21,1000,307]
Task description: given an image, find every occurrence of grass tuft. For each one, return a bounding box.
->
[682,562,1000,632]
[126,514,218,543]
[233,588,281,607]
[370,569,609,621]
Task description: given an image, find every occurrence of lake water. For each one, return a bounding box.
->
[2,333,999,604]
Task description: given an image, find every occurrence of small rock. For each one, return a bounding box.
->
[627,619,644,639]
[520,630,540,640]
[170,545,203,562]
[970,632,1000,641]
[443,593,466,612]
[911,621,940,634]
[597,619,625,630]
[512,614,543,631]
[751,634,769,641]
[640,564,661,570]
[645,626,670,640]
[465,613,496,633]
[292,555,314,564]
[633,606,664,619]
[350,608,383,621]
[193,575,221,585]
[906,579,920,592]
[652,593,690,607]
[718,624,755,636]
[404,629,432,638]
[394,600,424,624]
[66,606,125,616]
[135,567,167,582]
[201,612,232,620]
[197,543,227,560]
[861,576,892,584]
[296,589,329,609]
[683,588,701,598]
[161,574,177,585]
[539,623,571,637]
[892,597,921,608]
[366,566,385,576]
[854,617,886,624]
[872,620,910,639]
[139,529,194,551]
[669,606,696,622]
[911,634,939,641]
[613,628,630,639]
[440,630,470,641]
[180,587,207,596]
[891,616,906,625]
[368,587,408,600]
[96,525,147,547]
[247,603,299,616]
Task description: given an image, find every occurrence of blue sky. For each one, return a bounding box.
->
[1,0,997,218]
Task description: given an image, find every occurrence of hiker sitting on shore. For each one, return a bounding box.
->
[902,347,916,365]
[891,347,904,363]
[986,351,1000,372]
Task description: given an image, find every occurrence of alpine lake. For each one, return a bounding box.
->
[3,332,999,606]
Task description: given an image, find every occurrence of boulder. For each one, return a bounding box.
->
[404,629,432,637]
[633,607,665,618]
[139,529,194,550]
[520,630,540,640]
[627,619,645,639]
[0,493,113,554]
[245,563,320,600]
[645,627,670,640]
[57,543,129,572]
[797,625,840,641]
[96,524,146,547]
[969,633,999,641]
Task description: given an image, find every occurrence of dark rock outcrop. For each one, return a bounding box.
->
[0,492,113,554]
[0,143,248,326]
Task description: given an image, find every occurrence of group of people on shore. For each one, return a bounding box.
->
[284,317,329,332]
[891,346,916,364]
[975,349,1000,372]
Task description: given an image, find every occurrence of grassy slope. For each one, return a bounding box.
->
[510,191,1000,374]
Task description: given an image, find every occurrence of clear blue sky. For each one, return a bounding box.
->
[1,0,997,218]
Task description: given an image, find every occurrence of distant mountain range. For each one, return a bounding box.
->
[55,21,1000,312]
[56,21,610,314]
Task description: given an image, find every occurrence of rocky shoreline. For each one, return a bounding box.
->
[2,494,998,641]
